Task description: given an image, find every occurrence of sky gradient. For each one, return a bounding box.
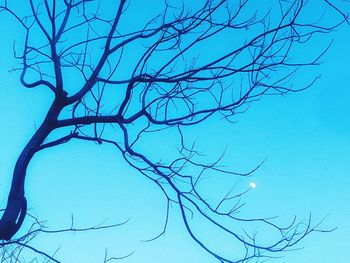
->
[0,1,349,262]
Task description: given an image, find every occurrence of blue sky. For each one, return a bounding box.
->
[0,1,350,262]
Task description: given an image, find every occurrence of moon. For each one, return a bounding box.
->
[249,182,256,189]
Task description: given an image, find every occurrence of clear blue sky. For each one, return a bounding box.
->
[0,1,349,262]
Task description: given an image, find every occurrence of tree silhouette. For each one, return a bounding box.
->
[0,0,347,262]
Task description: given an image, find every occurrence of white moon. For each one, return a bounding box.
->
[249,182,256,189]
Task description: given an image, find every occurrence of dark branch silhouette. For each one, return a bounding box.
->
[0,0,348,262]
[0,211,129,263]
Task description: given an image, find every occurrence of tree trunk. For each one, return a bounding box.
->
[0,99,62,240]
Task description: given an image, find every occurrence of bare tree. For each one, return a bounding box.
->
[0,0,347,262]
